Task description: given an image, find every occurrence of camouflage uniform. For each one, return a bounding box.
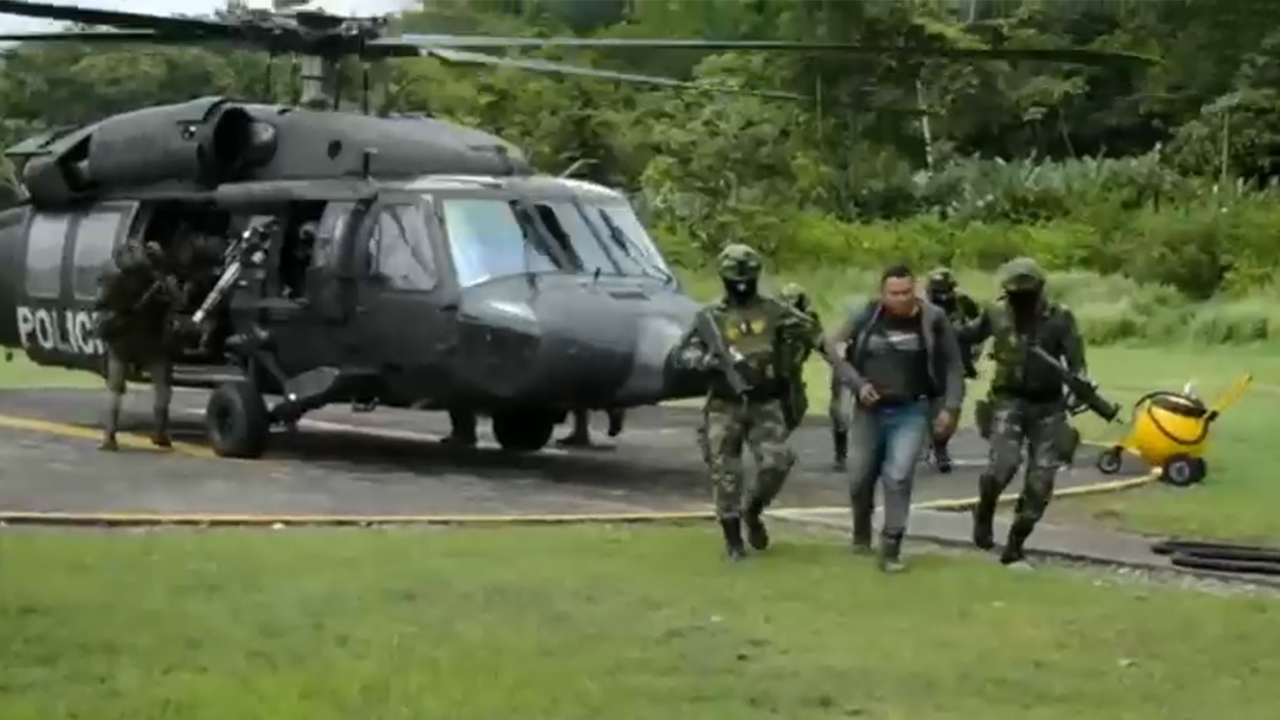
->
[95,240,184,451]
[777,282,820,433]
[962,257,1087,567]
[675,245,821,559]
[924,267,983,473]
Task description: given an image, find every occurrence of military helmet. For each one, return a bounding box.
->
[779,282,806,304]
[717,243,763,282]
[997,256,1047,293]
[926,267,957,293]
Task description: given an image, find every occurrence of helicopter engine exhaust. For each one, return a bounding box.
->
[14,97,280,206]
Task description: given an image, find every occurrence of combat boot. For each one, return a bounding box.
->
[878,531,906,573]
[606,409,624,438]
[851,501,874,555]
[720,517,747,561]
[971,476,1000,550]
[743,498,769,551]
[1000,521,1034,569]
[100,407,120,452]
[832,429,848,471]
[933,440,953,474]
[152,408,172,449]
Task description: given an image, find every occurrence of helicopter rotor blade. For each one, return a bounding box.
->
[373,34,1157,67]
[0,0,232,35]
[415,47,812,100]
[0,30,177,42]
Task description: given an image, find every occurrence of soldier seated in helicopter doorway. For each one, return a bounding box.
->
[95,237,192,451]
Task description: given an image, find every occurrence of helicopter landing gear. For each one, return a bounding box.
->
[206,380,270,459]
[491,410,557,453]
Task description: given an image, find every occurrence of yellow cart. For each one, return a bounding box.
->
[1094,375,1252,486]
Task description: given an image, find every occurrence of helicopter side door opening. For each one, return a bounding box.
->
[350,194,455,409]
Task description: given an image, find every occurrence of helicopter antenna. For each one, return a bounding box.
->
[360,62,370,115]
[262,52,275,101]
[559,158,596,179]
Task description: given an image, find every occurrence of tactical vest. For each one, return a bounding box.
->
[713,302,782,398]
[987,300,1060,393]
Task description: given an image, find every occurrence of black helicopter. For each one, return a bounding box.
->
[0,0,1156,459]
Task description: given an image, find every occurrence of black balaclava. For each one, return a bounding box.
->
[1006,288,1042,331]
[724,276,758,305]
[929,287,956,312]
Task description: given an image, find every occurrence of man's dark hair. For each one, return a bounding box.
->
[881,264,914,285]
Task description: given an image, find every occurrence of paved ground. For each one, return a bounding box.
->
[776,507,1280,589]
[0,387,1146,518]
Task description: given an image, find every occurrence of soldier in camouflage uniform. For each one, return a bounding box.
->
[695,281,818,465]
[924,267,983,473]
[95,240,186,451]
[674,244,826,560]
[961,257,1088,568]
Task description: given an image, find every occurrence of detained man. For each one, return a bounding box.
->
[824,265,966,572]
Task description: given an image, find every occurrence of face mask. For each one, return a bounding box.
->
[1006,290,1040,311]
[724,278,757,302]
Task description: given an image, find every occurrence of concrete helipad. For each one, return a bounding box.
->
[0,387,1150,522]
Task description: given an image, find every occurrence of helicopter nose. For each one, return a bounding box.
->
[615,308,701,405]
[455,291,631,404]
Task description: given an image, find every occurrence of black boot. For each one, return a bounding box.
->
[152,408,172,449]
[972,476,999,550]
[933,440,953,474]
[851,497,874,555]
[606,409,624,438]
[832,429,848,471]
[744,499,769,551]
[1000,521,1034,568]
[878,531,905,573]
[720,518,747,560]
[100,394,121,452]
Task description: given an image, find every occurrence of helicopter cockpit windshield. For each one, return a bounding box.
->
[579,202,674,284]
[439,198,560,288]
[439,195,674,288]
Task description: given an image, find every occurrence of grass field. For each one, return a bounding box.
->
[2,525,1279,720]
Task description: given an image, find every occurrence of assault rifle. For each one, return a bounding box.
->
[191,220,274,327]
[692,311,753,398]
[1028,346,1121,422]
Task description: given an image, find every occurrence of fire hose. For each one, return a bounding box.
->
[1151,539,1280,576]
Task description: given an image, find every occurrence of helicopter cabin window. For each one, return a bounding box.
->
[24,213,72,299]
[367,205,438,292]
[530,201,617,276]
[581,202,673,281]
[440,198,558,289]
[71,210,127,301]
[313,201,354,269]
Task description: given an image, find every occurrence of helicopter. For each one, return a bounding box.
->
[0,0,1157,460]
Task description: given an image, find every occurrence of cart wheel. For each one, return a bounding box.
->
[1161,454,1207,487]
[1095,447,1124,475]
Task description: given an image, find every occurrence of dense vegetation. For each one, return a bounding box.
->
[2,0,1279,342]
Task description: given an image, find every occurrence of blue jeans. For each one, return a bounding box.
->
[848,400,930,540]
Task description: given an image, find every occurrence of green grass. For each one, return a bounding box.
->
[0,353,97,389]
[2,525,1279,720]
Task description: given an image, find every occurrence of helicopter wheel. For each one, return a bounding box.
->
[206,380,270,459]
[491,411,556,454]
